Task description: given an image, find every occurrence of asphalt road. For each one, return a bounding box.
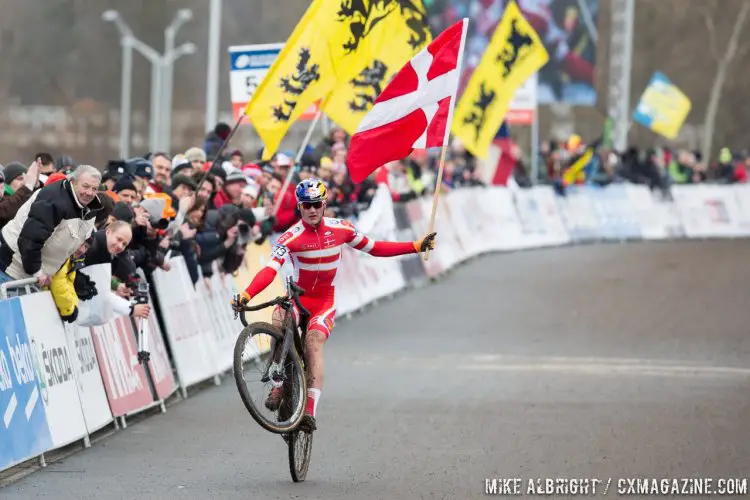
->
[4,240,750,499]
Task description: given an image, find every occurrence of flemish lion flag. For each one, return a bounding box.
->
[322,0,433,135]
[246,0,392,160]
[452,0,548,159]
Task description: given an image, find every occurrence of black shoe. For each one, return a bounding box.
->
[298,414,317,433]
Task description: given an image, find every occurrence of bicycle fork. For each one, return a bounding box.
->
[262,313,296,387]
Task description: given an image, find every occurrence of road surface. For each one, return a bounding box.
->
[4,240,750,499]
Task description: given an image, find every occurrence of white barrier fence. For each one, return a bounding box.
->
[1,182,748,472]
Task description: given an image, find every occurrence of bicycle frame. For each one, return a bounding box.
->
[249,277,310,386]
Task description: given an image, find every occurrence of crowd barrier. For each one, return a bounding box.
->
[2,181,749,472]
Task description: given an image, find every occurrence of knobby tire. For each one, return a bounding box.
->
[233,322,306,434]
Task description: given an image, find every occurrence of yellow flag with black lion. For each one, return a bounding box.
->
[322,0,433,135]
[246,0,432,159]
[452,0,549,159]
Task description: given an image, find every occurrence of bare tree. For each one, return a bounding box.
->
[701,1,750,163]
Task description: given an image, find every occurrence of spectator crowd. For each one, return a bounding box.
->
[0,122,487,327]
[3,119,735,327]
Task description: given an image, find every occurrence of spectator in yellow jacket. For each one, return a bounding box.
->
[50,237,94,323]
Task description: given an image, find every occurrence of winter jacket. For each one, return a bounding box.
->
[49,255,96,322]
[0,186,33,229]
[0,180,103,280]
[273,185,299,233]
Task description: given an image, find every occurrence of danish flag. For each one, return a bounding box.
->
[346,19,469,183]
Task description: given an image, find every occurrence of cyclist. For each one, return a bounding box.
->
[232,178,436,432]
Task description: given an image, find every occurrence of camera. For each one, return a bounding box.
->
[126,276,150,305]
[237,222,252,246]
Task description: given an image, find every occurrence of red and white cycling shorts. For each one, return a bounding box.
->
[275,292,336,339]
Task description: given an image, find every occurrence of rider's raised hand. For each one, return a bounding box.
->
[413,232,437,253]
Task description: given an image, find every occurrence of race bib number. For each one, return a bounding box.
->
[272,244,288,260]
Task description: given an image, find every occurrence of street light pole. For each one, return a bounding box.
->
[103,10,195,156]
[205,0,223,134]
[162,9,193,153]
[120,38,134,158]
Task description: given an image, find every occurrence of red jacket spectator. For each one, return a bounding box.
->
[273,184,298,233]
[734,164,747,183]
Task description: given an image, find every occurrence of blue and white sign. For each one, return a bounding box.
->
[0,298,53,470]
[228,43,283,121]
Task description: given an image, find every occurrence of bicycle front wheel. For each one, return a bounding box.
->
[233,322,306,434]
[288,429,314,482]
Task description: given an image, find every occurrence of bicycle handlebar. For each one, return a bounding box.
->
[232,280,311,327]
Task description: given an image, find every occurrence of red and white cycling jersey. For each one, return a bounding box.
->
[245,217,416,337]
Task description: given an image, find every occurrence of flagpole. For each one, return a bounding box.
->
[196,110,245,190]
[272,107,323,218]
[424,18,469,262]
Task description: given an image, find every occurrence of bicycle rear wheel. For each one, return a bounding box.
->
[288,429,314,482]
[233,322,306,434]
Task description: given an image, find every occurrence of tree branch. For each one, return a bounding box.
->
[723,2,750,63]
[704,13,720,61]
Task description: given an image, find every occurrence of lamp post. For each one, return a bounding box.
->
[103,9,195,155]
[205,0,223,134]
[162,9,193,153]
[102,10,135,159]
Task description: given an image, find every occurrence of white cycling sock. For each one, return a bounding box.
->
[307,388,321,417]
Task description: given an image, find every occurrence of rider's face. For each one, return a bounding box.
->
[299,200,325,226]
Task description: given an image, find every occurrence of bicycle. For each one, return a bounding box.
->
[231,276,314,482]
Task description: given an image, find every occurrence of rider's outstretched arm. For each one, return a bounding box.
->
[243,244,288,298]
[346,223,436,257]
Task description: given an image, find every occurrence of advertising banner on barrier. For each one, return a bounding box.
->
[449,189,487,257]
[587,185,642,240]
[624,185,682,240]
[671,185,749,238]
[91,317,153,417]
[405,200,444,278]
[392,202,429,287]
[196,271,239,375]
[233,240,285,327]
[732,185,750,234]
[353,185,406,305]
[0,298,53,471]
[65,324,113,434]
[20,293,87,449]
[557,186,601,242]
[335,246,364,316]
[152,258,220,389]
[140,312,177,401]
[513,186,570,248]
[478,187,527,251]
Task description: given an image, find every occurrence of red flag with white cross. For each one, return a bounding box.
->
[345,19,469,183]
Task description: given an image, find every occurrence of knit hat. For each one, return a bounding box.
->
[3,162,27,184]
[171,174,198,192]
[185,147,207,164]
[171,154,192,174]
[275,153,293,167]
[138,198,166,225]
[113,176,137,194]
[242,180,260,199]
[209,164,227,181]
[225,169,247,185]
[111,202,134,223]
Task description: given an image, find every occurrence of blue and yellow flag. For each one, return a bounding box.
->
[452,0,548,159]
[632,72,691,140]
